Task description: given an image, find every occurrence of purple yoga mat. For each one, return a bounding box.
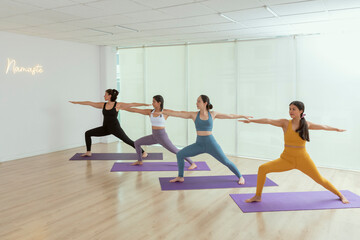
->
[230,190,360,213]
[110,161,210,172]
[69,153,163,160]
[159,174,278,191]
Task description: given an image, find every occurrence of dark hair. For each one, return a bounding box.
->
[200,95,213,110]
[289,101,309,142]
[153,95,164,111]
[106,89,119,102]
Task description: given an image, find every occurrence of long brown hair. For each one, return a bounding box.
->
[290,101,309,142]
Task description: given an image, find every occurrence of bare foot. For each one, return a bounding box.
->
[169,177,184,183]
[188,163,197,170]
[340,194,349,204]
[131,161,143,166]
[81,152,92,157]
[238,176,245,185]
[142,152,148,158]
[245,195,262,203]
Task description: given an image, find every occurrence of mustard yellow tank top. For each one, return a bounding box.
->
[284,120,306,147]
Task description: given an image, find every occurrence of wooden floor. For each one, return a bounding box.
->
[1,142,359,240]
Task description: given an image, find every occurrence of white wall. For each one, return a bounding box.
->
[0,31,103,162]
[100,46,117,91]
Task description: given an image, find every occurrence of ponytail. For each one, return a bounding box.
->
[297,113,310,142]
[153,95,164,111]
[290,101,310,142]
[200,95,213,110]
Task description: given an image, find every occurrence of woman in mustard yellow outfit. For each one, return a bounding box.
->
[239,101,349,204]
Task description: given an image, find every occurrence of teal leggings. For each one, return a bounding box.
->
[176,135,242,178]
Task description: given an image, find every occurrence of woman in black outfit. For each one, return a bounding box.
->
[70,89,150,157]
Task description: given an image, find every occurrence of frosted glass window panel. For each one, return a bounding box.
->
[188,43,237,155]
[118,48,146,140]
[116,34,359,172]
[296,34,360,171]
[145,46,187,146]
[237,38,296,159]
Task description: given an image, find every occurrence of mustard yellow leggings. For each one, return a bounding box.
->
[255,147,341,197]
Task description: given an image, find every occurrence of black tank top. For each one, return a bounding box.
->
[102,102,119,126]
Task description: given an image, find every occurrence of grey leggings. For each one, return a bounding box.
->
[135,129,194,164]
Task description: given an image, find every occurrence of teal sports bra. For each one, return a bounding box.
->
[195,111,213,131]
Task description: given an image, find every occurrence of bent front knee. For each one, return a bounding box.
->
[134,140,141,148]
[258,165,269,175]
[176,150,186,159]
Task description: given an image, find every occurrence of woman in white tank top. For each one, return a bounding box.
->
[123,95,197,169]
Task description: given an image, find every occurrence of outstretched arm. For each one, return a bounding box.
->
[118,102,150,110]
[308,122,345,132]
[123,107,152,116]
[163,109,195,119]
[239,118,288,128]
[214,112,253,120]
[69,101,103,109]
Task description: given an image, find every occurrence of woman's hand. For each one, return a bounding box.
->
[238,119,251,123]
[242,116,253,120]
[336,128,346,132]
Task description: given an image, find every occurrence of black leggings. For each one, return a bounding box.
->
[85,125,144,153]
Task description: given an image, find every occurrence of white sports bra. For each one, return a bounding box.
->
[150,109,166,127]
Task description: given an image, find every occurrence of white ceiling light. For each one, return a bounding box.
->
[114,25,139,32]
[219,13,238,23]
[88,28,113,35]
[265,6,279,17]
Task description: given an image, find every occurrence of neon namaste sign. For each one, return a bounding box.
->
[5,58,44,75]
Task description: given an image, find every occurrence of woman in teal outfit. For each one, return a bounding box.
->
[163,95,252,184]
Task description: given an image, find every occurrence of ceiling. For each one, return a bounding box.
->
[1,0,360,48]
